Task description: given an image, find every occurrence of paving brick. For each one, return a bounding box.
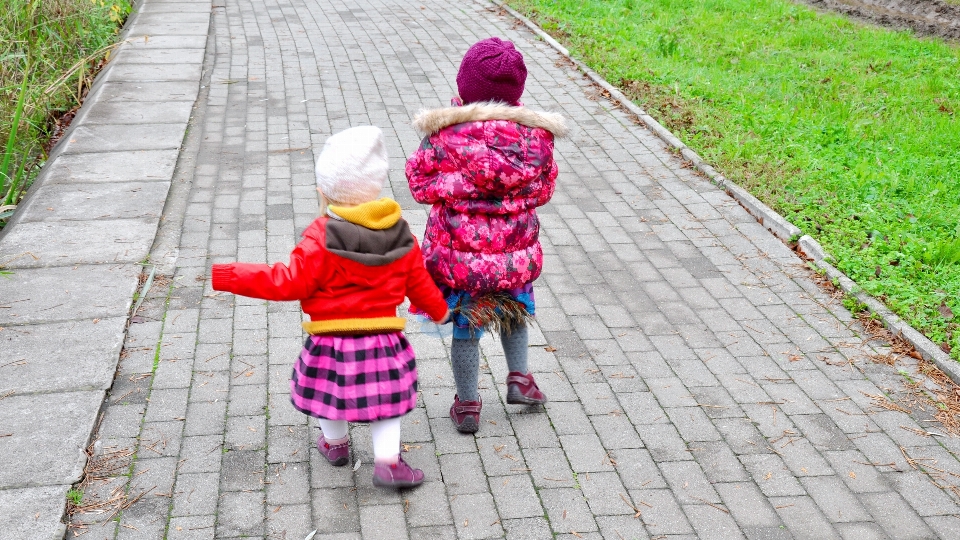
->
[821,451,890,493]
[172,472,219,517]
[560,433,615,473]
[690,441,750,483]
[858,491,937,538]
[449,492,504,539]
[311,487,361,534]
[715,482,783,529]
[833,522,894,540]
[540,488,599,533]
[740,455,806,497]
[924,515,960,539]
[410,525,457,540]
[404,480,453,527]
[439,452,489,496]
[178,435,224,474]
[665,406,723,442]
[545,401,595,435]
[490,474,543,519]
[266,461,310,505]
[579,471,633,516]
[523,446,576,490]
[266,503,313,540]
[217,490,265,537]
[596,515,650,540]
[801,476,873,523]
[791,414,856,452]
[167,515,216,540]
[684,503,748,540]
[590,413,644,449]
[769,496,841,540]
[477,437,526,477]
[501,517,554,539]
[627,489,694,536]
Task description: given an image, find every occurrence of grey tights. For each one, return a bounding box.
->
[451,325,529,401]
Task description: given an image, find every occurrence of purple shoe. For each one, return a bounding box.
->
[317,434,349,466]
[450,395,482,433]
[506,372,547,405]
[372,456,424,489]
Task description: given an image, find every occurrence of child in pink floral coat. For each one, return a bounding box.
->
[405,37,567,433]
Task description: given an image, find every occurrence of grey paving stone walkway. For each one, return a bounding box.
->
[43,0,960,538]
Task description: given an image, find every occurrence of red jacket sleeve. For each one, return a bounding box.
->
[211,235,321,301]
[404,239,448,322]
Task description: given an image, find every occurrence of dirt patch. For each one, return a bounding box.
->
[799,0,960,40]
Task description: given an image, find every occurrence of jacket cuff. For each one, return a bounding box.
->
[211,264,233,291]
[426,304,449,323]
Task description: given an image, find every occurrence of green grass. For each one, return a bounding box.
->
[1,0,131,222]
[506,0,960,360]
[66,488,83,506]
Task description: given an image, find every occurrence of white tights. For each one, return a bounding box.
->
[317,416,402,462]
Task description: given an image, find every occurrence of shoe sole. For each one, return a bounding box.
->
[506,386,547,405]
[452,415,479,433]
[326,456,349,467]
[372,477,424,489]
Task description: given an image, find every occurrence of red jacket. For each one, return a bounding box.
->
[211,198,448,334]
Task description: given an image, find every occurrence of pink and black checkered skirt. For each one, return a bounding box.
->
[289,332,418,422]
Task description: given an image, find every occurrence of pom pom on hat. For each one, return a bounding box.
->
[315,126,388,205]
[456,37,527,105]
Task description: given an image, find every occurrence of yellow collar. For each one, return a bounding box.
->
[328,198,402,230]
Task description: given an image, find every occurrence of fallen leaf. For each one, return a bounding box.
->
[544,346,557,352]
[939,302,954,321]
[849,471,856,479]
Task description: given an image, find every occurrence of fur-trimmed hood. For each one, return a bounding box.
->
[413,102,568,137]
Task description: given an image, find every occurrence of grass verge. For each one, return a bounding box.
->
[1,0,132,225]
[505,0,960,360]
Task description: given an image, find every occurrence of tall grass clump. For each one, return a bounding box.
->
[507,0,960,359]
[1,0,131,224]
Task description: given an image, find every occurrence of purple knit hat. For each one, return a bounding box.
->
[456,37,527,105]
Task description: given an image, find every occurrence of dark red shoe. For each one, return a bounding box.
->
[372,456,425,489]
[450,395,482,433]
[316,434,350,466]
[506,372,547,405]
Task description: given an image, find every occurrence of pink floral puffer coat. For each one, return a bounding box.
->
[405,102,568,293]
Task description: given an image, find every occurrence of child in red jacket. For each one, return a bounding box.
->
[212,126,450,489]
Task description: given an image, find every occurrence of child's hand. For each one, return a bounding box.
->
[438,310,452,325]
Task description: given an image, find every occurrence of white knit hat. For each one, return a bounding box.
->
[315,126,388,205]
